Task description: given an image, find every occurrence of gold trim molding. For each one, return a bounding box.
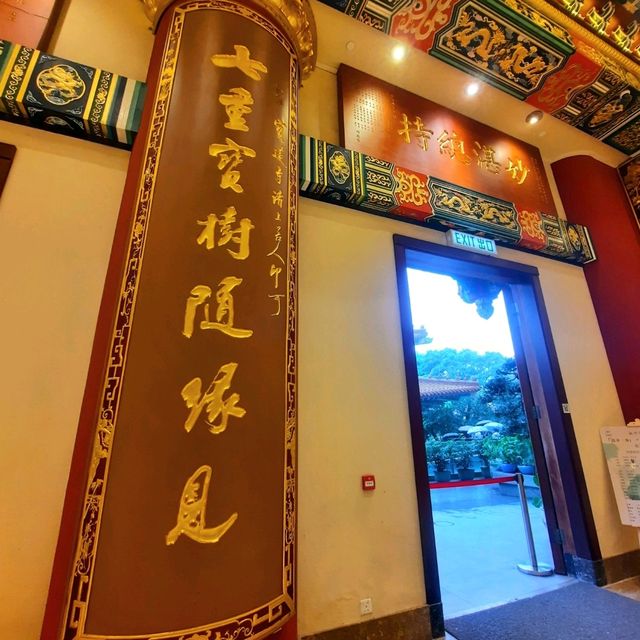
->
[140,0,317,78]
[526,0,640,81]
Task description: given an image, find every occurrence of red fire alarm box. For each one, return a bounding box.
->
[362,475,376,491]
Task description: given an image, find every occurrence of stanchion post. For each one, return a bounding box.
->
[516,472,554,577]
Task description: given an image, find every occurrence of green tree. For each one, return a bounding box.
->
[480,358,528,436]
[417,348,510,438]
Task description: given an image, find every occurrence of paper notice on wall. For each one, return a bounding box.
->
[600,426,640,527]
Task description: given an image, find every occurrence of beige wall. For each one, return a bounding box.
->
[0,1,636,639]
[0,123,128,639]
[0,4,152,638]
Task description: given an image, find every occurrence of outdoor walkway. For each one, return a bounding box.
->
[431,482,574,618]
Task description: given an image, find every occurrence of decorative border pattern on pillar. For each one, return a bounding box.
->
[0,39,146,147]
[300,134,596,264]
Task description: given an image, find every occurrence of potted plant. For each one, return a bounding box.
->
[450,439,475,481]
[426,437,452,482]
[518,441,536,475]
[498,435,528,473]
[478,437,500,478]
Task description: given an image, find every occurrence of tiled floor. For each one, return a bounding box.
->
[432,483,574,619]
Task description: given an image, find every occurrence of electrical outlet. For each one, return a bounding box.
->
[360,598,373,615]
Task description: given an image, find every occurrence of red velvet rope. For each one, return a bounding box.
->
[429,475,518,489]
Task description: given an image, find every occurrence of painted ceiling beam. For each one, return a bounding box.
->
[318,0,640,155]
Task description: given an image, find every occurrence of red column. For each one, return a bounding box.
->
[41,2,315,639]
[552,155,640,422]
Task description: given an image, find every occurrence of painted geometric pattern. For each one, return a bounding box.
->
[0,40,145,147]
[319,0,640,154]
[300,134,597,264]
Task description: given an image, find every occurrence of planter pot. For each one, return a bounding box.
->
[499,463,518,473]
[480,465,492,479]
[457,468,475,481]
[435,470,451,482]
[518,464,535,475]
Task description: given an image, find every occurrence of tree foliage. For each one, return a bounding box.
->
[418,350,528,439]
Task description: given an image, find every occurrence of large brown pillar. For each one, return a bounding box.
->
[552,155,640,423]
[41,2,315,639]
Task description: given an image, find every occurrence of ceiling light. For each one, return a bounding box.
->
[465,82,480,97]
[391,44,406,62]
[526,110,544,125]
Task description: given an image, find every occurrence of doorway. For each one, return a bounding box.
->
[393,235,601,638]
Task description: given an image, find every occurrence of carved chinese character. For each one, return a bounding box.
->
[272,146,284,164]
[183,278,253,339]
[181,362,245,434]
[219,87,254,132]
[166,465,237,545]
[211,45,268,81]
[506,158,529,184]
[270,264,283,289]
[274,118,286,142]
[269,293,285,317]
[473,142,502,174]
[268,227,285,264]
[272,190,284,207]
[209,138,256,194]
[438,130,471,165]
[275,166,283,185]
[197,206,254,260]
[398,113,433,151]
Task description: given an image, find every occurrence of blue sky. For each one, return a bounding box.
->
[407,268,515,357]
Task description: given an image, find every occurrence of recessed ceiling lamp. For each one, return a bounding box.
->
[391,44,406,62]
[465,82,480,97]
[526,110,544,125]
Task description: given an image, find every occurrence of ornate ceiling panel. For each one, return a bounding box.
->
[319,0,640,154]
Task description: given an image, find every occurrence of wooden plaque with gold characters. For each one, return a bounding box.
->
[41,1,315,638]
[339,64,557,216]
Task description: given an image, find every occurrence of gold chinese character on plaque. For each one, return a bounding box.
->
[269,293,285,317]
[181,362,245,434]
[166,465,237,545]
[211,45,268,81]
[219,87,254,132]
[209,138,256,194]
[197,206,254,260]
[183,278,253,339]
[473,142,502,174]
[438,130,471,165]
[398,114,433,151]
[272,190,284,207]
[270,264,282,289]
[505,158,529,184]
[274,118,286,143]
[275,166,283,185]
[268,227,285,264]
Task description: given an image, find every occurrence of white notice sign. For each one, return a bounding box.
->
[600,426,640,526]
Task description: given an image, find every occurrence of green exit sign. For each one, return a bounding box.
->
[446,230,497,256]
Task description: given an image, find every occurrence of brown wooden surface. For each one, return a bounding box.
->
[41,3,298,638]
[0,0,58,48]
[339,65,557,215]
